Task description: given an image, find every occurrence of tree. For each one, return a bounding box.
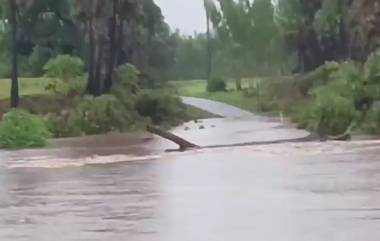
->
[350,0,380,61]
[103,0,118,93]
[1,0,178,95]
[214,0,281,75]
[8,0,19,108]
[275,0,355,72]
[204,0,213,80]
[74,0,108,96]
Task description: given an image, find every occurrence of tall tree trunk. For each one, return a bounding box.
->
[9,0,19,108]
[205,2,212,81]
[337,0,348,59]
[94,42,104,96]
[86,16,96,95]
[116,18,125,65]
[103,0,118,93]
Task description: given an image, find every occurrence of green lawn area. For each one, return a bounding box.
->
[171,79,258,113]
[0,78,50,100]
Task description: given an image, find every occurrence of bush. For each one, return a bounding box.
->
[113,63,141,94]
[65,78,87,97]
[135,90,188,126]
[0,110,51,148]
[47,95,144,137]
[44,55,84,82]
[76,95,136,134]
[44,78,86,97]
[207,77,227,92]
[45,111,83,138]
[308,63,362,135]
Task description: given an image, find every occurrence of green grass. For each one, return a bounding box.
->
[0,78,51,100]
[171,79,258,113]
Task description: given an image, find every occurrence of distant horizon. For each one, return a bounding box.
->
[155,0,206,35]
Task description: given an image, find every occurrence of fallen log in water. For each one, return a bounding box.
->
[146,125,200,151]
[147,125,351,152]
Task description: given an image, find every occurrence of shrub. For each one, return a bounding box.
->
[44,78,86,97]
[65,78,87,97]
[44,55,84,82]
[0,110,51,149]
[113,63,141,94]
[52,95,143,137]
[296,61,340,96]
[135,90,188,126]
[75,95,131,134]
[309,63,361,135]
[45,111,82,138]
[207,77,227,92]
[364,50,380,85]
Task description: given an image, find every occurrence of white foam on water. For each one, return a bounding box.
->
[2,139,380,169]
[5,154,162,169]
[179,140,380,159]
[238,140,380,157]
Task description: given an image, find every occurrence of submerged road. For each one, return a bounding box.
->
[0,97,380,241]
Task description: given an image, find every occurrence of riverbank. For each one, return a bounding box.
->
[0,77,217,149]
[171,74,380,138]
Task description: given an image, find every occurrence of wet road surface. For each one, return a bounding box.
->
[1,98,380,241]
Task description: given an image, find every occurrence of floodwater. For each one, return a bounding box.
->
[1,98,380,241]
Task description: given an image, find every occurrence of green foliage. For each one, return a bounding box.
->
[47,94,142,137]
[43,55,84,82]
[313,85,358,135]
[0,110,51,148]
[275,0,352,72]
[44,77,86,97]
[301,62,367,135]
[113,63,141,93]
[135,90,188,126]
[75,95,136,135]
[66,79,86,97]
[364,51,380,82]
[313,0,349,37]
[207,77,227,92]
[45,111,82,138]
[169,34,208,80]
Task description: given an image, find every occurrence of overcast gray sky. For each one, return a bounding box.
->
[154,0,206,35]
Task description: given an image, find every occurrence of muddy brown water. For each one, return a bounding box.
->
[1,97,380,241]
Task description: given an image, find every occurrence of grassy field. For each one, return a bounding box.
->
[0,78,50,100]
[171,79,259,113]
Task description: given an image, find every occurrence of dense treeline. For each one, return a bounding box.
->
[210,0,380,136]
[175,0,380,80]
[0,0,204,148]
[174,0,380,137]
[0,0,178,98]
[1,0,380,89]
